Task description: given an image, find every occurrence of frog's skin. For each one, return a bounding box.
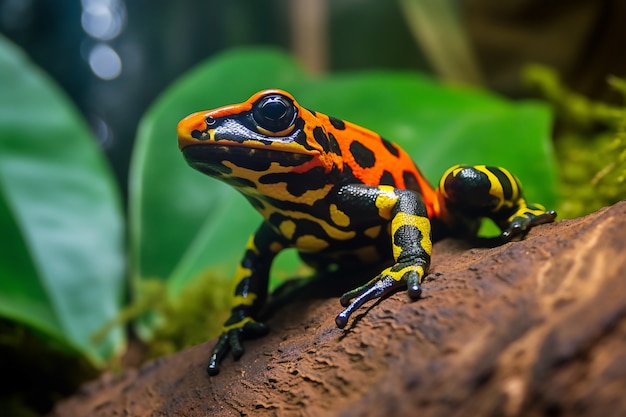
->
[177,89,556,375]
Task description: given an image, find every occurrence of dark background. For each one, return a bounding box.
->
[1,0,624,192]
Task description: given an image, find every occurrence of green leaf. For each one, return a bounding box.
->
[131,48,556,310]
[0,36,125,364]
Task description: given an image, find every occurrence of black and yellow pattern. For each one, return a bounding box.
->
[437,164,556,238]
[177,90,556,375]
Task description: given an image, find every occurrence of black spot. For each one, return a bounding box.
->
[394,189,428,217]
[245,195,265,211]
[444,167,494,209]
[191,130,203,139]
[228,177,257,189]
[349,141,376,168]
[381,138,400,157]
[403,170,421,192]
[312,127,331,153]
[328,132,342,156]
[227,155,273,172]
[306,108,317,117]
[270,153,314,168]
[393,224,431,264]
[293,121,316,151]
[329,116,346,130]
[380,170,396,187]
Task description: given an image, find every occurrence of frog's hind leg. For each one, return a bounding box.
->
[438,164,556,240]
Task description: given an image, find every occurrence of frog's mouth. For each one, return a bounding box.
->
[182,143,315,178]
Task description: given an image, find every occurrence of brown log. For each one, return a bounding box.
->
[53,201,626,417]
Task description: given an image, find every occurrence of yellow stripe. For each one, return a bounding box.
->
[222,316,255,332]
[329,204,351,227]
[374,186,399,219]
[230,293,257,308]
[507,200,547,222]
[269,241,284,253]
[383,264,425,282]
[261,206,356,241]
[295,234,330,251]
[364,225,382,239]
[474,165,506,212]
[279,220,296,239]
[501,168,520,202]
[244,235,259,255]
[438,164,465,197]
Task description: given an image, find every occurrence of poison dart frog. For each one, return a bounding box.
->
[177,89,556,375]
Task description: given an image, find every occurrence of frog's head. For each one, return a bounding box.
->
[177,89,344,187]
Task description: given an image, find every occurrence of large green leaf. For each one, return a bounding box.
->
[0,36,124,364]
[131,48,556,304]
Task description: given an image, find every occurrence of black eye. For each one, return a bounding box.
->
[252,94,297,133]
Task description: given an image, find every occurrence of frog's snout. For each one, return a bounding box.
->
[177,111,210,150]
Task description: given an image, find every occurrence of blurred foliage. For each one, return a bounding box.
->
[0,35,125,362]
[0,33,125,416]
[525,65,626,218]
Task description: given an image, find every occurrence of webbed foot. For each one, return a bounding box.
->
[500,206,557,241]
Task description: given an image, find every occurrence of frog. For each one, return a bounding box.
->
[177,89,556,376]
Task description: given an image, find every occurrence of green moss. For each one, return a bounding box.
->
[525,65,626,218]
[144,272,231,359]
[96,271,231,362]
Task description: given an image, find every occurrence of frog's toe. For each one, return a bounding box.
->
[207,332,231,376]
[242,320,269,338]
[335,311,350,329]
[406,270,422,300]
[231,321,269,359]
[501,222,525,241]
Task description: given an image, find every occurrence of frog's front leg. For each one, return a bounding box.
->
[438,164,557,239]
[207,222,284,376]
[335,186,432,329]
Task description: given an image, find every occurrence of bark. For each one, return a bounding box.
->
[53,202,626,417]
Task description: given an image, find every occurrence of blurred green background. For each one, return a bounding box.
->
[1,0,625,415]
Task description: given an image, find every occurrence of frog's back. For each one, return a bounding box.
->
[311,113,438,218]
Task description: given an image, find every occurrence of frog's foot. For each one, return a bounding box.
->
[335,264,423,329]
[207,317,268,376]
[500,204,557,241]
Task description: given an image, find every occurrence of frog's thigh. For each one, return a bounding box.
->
[438,164,521,214]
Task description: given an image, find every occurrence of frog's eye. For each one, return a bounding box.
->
[252,94,297,134]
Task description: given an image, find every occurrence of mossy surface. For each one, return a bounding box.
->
[526,65,626,219]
